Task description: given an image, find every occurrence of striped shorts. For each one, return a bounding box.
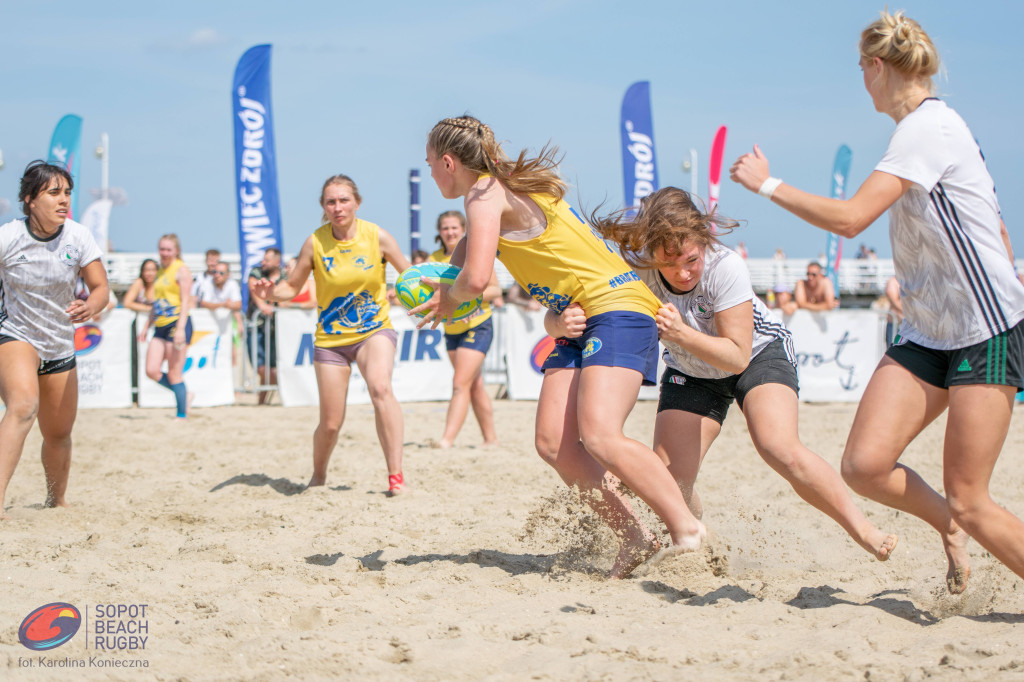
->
[887,320,1024,390]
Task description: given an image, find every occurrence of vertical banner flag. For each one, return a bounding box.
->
[233,44,283,310]
[620,81,659,213]
[707,125,727,233]
[47,115,83,220]
[409,169,421,254]
[80,198,113,253]
[825,145,852,293]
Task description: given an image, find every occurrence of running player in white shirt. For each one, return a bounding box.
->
[731,10,1024,593]
[0,161,109,517]
[588,187,897,562]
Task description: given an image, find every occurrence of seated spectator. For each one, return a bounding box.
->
[280,257,317,309]
[197,262,243,337]
[771,283,798,315]
[505,283,541,311]
[410,249,430,265]
[795,262,839,311]
[123,258,158,313]
[191,248,221,300]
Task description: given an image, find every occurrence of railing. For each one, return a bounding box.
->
[102,252,1024,298]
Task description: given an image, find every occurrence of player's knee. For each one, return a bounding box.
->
[840,454,879,493]
[4,396,38,425]
[534,432,559,466]
[366,381,393,403]
[945,487,989,529]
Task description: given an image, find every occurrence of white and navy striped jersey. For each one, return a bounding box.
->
[876,98,1024,350]
[638,245,794,380]
[0,218,103,360]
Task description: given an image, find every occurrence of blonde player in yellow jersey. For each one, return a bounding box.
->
[138,234,193,419]
[417,116,706,577]
[429,210,503,448]
[253,175,412,495]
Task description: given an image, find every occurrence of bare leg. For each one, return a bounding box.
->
[0,342,42,517]
[653,408,721,520]
[743,383,897,560]
[469,366,498,446]
[943,384,1024,582]
[37,368,79,508]
[535,368,659,578]
[354,334,404,485]
[439,348,490,448]
[309,362,351,487]
[841,357,967,591]
[576,365,705,549]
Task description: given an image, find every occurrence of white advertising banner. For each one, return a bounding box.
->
[275,308,455,407]
[503,307,660,401]
[75,309,133,408]
[137,309,235,408]
[777,309,886,403]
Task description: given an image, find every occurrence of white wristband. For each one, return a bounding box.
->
[758,177,783,199]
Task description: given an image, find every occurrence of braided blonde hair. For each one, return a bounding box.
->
[860,9,940,90]
[427,116,566,200]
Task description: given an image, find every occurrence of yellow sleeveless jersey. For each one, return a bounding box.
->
[153,259,184,327]
[428,247,493,335]
[496,192,660,318]
[312,219,392,347]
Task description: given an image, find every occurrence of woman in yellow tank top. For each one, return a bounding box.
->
[429,210,504,448]
[253,175,411,495]
[418,116,706,577]
[137,233,193,419]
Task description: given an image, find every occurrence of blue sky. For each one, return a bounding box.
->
[2,0,1022,260]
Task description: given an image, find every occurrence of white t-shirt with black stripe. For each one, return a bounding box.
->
[638,245,794,380]
[876,98,1024,350]
[0,218,103,361]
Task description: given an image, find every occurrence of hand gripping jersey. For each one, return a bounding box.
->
[495,192,660,318]
[875,98,1024,349]
[0,218,103,361]
[638,245,794,380]
[312,219,391,347]
[428,247,493,335]
[153,258,185,328]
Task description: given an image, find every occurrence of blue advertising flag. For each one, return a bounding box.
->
[620,81,659,214]
[233,44,283,310]
[47,115,83,220]
[825,145,852,293]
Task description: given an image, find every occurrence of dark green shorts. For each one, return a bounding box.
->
[886,321,1024,390]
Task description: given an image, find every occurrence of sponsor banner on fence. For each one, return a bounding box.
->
[75,309,133,409]
[275,308,455,407]
[776,309,886,402]
[137,309,235,408]
[503,307,660,401]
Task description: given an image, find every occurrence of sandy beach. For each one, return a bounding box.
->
[3,397,1024,680]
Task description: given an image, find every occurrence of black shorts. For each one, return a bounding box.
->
[153,318,194,344]
[657,338,799,424]
[0,335,76,375]
[886,320,1024,390]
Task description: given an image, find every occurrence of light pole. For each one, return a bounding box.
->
[680,148,698,197]
[94,133,109,200]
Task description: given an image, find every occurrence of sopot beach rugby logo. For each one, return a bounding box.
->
[18,603,82,651]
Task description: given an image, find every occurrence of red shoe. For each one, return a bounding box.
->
[388,472,405,496]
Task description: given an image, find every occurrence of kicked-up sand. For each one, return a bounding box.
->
[2,396,1024,680]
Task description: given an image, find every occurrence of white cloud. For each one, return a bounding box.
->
[187,27,224,47]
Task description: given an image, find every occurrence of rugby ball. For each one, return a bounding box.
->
[395,262,482,321]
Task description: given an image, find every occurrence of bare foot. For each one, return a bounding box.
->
[481,439,499,448]
[868,532,899,561]
[44,497,68,509]
[610,536,661,579]
[306,475,326,489]
[670,521,707,552]
[437,438,453,449]
[944,526,971,594]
